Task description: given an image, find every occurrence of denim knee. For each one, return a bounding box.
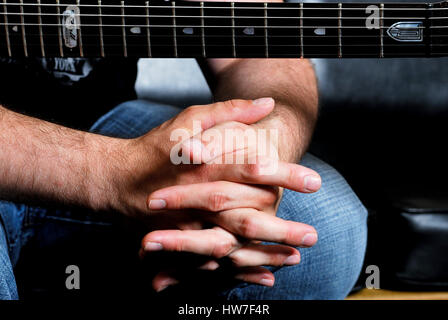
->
[0,217,18,300]
[226,154,368,300]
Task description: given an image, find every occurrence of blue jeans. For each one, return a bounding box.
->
[0,100,368,300]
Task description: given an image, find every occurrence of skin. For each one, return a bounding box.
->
[0,98,318,290]
[0,0,319,296]
[145,0,320,291]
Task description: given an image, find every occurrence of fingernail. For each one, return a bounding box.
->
[199,260,220,271]
[156,279,178,292]
[252,97,274,106]
[304,175,321,192]
[148,199,166,210]
[283,254,301,266]
[156,284,169,293]
[144,242,163,251]
[301,233,318,247]
[259,278,274,287]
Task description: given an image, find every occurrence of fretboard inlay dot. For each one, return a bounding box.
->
[130,27,142,34]
[243,27,255,36]
[183,27,194,35]
[314,28,326,36]
[0,1,432,59]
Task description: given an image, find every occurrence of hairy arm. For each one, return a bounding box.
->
[207,58,318,162]
[0,105,119,209]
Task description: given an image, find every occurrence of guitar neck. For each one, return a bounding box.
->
[0,0,447,58]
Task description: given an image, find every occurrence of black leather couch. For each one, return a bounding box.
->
[309,58,448,290]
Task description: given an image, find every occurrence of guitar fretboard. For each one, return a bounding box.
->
[0,1,447,58]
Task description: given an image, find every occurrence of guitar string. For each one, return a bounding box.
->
[0,21,430,28]
[0,3,432,11]
[0,26,431,40]
[0,12,430,20]
[3,42,427,48]
[11,33,424,38]
[0,4,438,56]
[5,31,429,40]
[0,8,433,29]
[0,49,429,57]
[0,3,436,48]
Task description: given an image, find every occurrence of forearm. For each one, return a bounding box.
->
[0,105,119,210]
[208,59,318,162]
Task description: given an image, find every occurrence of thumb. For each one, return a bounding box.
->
[179,97,275,132]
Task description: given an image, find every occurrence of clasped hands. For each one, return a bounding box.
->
[104,98,322,292]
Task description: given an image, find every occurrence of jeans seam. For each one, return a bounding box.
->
[0,211,12,254]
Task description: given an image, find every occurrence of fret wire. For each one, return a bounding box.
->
[145,1,151,57]
[300,2,303,58]
[121,0,127,57]
[19,0,27,57]
[77,0,84,57]
[200,1,205,58]
[98,0,104,57]
[3,0,11,57]
[231,2,235,58]
[56,0,62,57]
[264,2,268,58]
[380,3,384,58]
[171,1,177,58]
[37,0,45,57]
[338,3,342,58]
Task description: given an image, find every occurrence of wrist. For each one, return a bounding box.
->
[83,133,132,212]
[252,103,303,163]
[88,133,162,217]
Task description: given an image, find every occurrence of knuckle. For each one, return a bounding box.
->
[184,105,201,118]
[238,215,258,239]
[242,163,261,180]
[283,223,297,245]
[286,165,300,188]
[208,191,230,212]
[229,252,245,267]
[171,236,184,252]
[169,190,183,209]
[269,253,288,266]
[259,187,279,208]
[211,238,233,258]
[175,193,186,209]
[222,99,240,112]
[268,188,280,204]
